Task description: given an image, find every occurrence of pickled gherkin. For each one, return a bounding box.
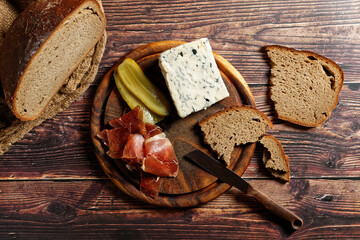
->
[116,58,171,117]
[114,71,164,124]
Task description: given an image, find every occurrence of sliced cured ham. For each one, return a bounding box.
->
[144,123,163,139]
[122,133,145,164]
[109,106,146,136]
[96,129,109,146]
[142,133,179,177]
[140,172,162,197]
[105,127,130,159]
[97,106,179,197]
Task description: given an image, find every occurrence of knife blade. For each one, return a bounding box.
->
[185,149,303,230]
[185,149,249,193]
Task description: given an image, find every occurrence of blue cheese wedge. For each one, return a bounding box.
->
[159,38,229,118]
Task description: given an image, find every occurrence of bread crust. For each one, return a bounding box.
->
[260,134,290,182]
[199,105,274,129]
[264,45,344,127]
[0,0,106,121]
[261,134,288,161]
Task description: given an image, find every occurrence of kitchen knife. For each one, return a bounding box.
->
[185,149,303,230]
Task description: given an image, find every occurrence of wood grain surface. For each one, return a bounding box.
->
[0,0,359,239]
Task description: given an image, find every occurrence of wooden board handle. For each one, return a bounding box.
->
[247,184,303,230]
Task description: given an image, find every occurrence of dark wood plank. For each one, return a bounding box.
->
[97,0,360,85]
[0,179,359,239]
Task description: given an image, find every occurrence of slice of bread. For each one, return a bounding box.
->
[199,106,273,165]
[265,45,344,127]
[0,0,106,121]
[259,134,290,182]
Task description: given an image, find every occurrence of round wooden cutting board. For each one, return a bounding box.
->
[90,41,256,207]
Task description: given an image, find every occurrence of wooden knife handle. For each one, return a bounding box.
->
[246,184,303,230]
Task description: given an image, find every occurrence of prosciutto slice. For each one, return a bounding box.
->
[105,127,130,159]
[141,133,179,177]
[109,106,146,136]
[140,172,162,197]
[122,133,145,164]
[96,129,109,146]
[144,123,163,139]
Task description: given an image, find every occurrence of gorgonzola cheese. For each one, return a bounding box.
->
[159,38,229,118]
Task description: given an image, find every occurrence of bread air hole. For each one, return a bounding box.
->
[322,65,336,90]
[308,56,317,60]
[330,77,336,91]
[39,97,45,105]
[322,65,334,77]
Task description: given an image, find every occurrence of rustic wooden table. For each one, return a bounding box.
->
[1,0,359,239]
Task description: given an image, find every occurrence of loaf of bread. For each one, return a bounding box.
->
[199,106,273,165]
[265,45,343,127]
[0,0,106,121]
[12,0,36,12]
[259,134,290,182]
